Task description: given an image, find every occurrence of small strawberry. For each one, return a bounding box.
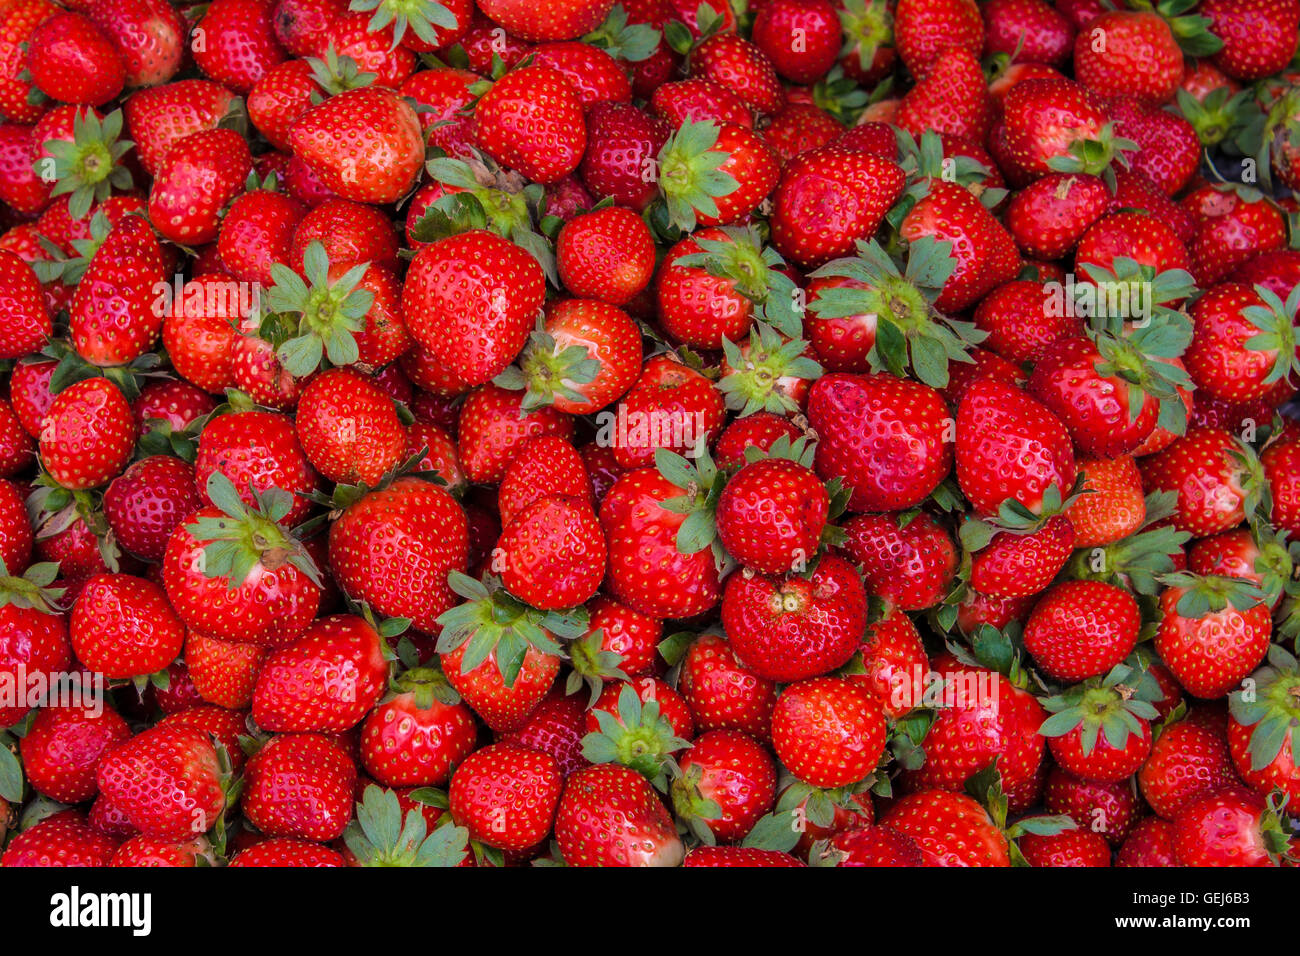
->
[1040,669,1157,784]
[20,702,131,804]
[185,629,269,709]
[0,251,53,360]
[671,729,776,843]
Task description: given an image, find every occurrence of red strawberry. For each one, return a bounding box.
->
[104,456,202,563]
[473,64,586,184]
[1200,0,1300,81]
[25,11,124,106]
[771,676,885,789]
[477,0,612,42]
[242,732,356,841]
[195,409,319,527]
[1004,173,1113,260]
[1068,456,1146,548]
[579,101,669,211]
[691,33,784,116]
[752,0,840,84]
[716,457,829,574]
[1138,718,1238,819]
[531,40,631,109]
[289,87,423,204]
[39,377,136,491]
[1023,580,1140,682]
[555,207,656,307]
[1018,829,1110,867]
[185,629,269,709]
[295,367,406,484]
[678,632,777,741]
[685,846,805,866]
[360,670,477,787]
[0,251,53,360]
[498,688,590,776]
[1073,10,1185,106]
[498,495,606,610]
[228,837,345,867]
[896,48,991,144]
[192,0,287,94]
[605,354,725,469]
[457,384,575,484]
[967,514,1076,599]
[70,573,184,679]
[1138,427,1259,537]
[1155,573,1272,699]
[252,613,388,731]
[1116,817,1178,867]
[842,511,956,612]
[981,0,1073,67]
[20,703,131,804]
[1043,767,1141,847]
[110,835,211,867]
[0,0,57,124]
[1181,184,1286,286]
[449,742,563,851]
[1185,282,1300,405]
[973,280,1083,365]
[68,215,168,367]
[671,729,776,843]
[87,0,185,88]
[1172,788,1290,867]
[651,78,752,129]
[894,0,982,78]
[881,790,1010,867]
[96,724,228,841]
[1,810,118,867]
[554,763,684,867]
[1041,678,1155,784]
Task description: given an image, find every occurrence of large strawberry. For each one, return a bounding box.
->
[241,733,357,841]
[69,215,168,367]
[449,742,563,852]
[473,64,587,184]
[70,573,185,681]
[39,377,136,491]
[96,724,229,841]
[554,763,684,867]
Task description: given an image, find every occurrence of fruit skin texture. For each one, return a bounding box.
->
[1139,428,1251,538]
[96,724,226,842]
[403,230,546,387]
[1138,719,1239,820]
[70,573,186,679]
[1072,11,1181,106]
[473,65,587,184]
[295,368,406,486]
[104,456,203,563]
[554,763,684,867]
[449,743,563,851]
[69,215,169,368]
[20,704,131,805]
[251,614,388,732]
[715,458,828,575]
[770,677,885,789]
[288,87,424,204]
[148,129,252,245]
[1172,789,1278,867]
[1200,0,1300,81]
[39,378,135,491]
[841,511,956,612]
[881,790,1010,867]
[1155,586,1272,699]
[241,733,356,842]
[721,553,865,682]
[808,372,952,513]
[360,692,477,788]
[678,632,778,741]
[1022,580,1141,682]
[0,251,53,360]
[329,478,469,634]
[1,811,118,867]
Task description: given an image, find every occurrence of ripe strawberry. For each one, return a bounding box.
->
[1018,829,1110,867]
[1172,788,1289,867]
[1116,816,1178,867]
[721,552,864,682]
[1181,184,1286,286]
[39,377,135,491]
[403,230,545,387]
[761,101,842,164]
[1263,435,1300,537]
[1073,10,1185,106]
[103,456,202,563]
[531,40,631,109]
[1185,282,1300,405]
[185,629,269,709]
[1138,718,1238,819]
[70,573,184,679]
[477,0,611,41]
[195,409,318,527]
[498,495,606,610]
[242,733,356,841]
[0,0,57,125]
[110,835,213,867]
[68,215,169,367]
[678,632,777,741]
[555,207,656,307]
[1004,173,1113,260]
[1138,427,1260,538]
[216,186,306,288]
[1155,573,1272,699]
[289,87,423,204]
[1043,767,1141,847]
[457,384,575,484]
[192,0,287,94]
[605,355,724,469]
[896,48,991,144]
[160,275,240,394]
[359,671,476,788]
[685,846,805,866]
[449,742,562,851]
[554,763,684,867]
[579,101,669,212]
[771,676,885,789]
[752,0,839,84]
[1200,0,1300,81]
[808,372,952,513]
[252,613,387,732]
[881,790,1010,867]
[25,11,124,106]
[981,0,1073,66]
[163,474,322,647]
[229,837,346,867]
[967,514,1076,599]
[86,0,184,88]
[1023,580,1140,682]
[972,280,1083,365]
[1,810,118,867]
[842,511,956,611]
[1000,78,1128,184]
[20,703,130,804]
[769,145,905,269]
[657,121,780,230]
[1041,679,1155,784]
[671,729,776,843]
[690,33,784,116]
[295,367,405,485]
[289,197,401,275]
[1068,456,1146,548]
[498,688,590,776]
[956,377,1078,518]
[715,457,828,574]
[0,252,53,360]
[96,724,228,841]
[893,0,981,79]
[473,65,586,185]
[1227,648,1300,802]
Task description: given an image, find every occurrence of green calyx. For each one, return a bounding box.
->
[582,4,662,62]
[656,119,740,233]
[305,45,376,98]
[1045,121,1139,190]
[419,156,558,285]
[1230,644,1300,774]
[837,0,893,73]
[494,322,601,413]
[669,762,725,845]
[344,784,470,867]
[31,209,113,287]
[0,556,65,616]
[1160,571,1269,619]
[262,240,374,378]
[1039,664,1160,757]
[1089,308,1194,435]
[580,682,690,790]
[434,571,585,688]
[184,472,322,590]
[36,109,134,222]
[391,665,461,710]
[1242,283,1300,392]
[1136,0,1224,57]
[717,322,823,417]
[1066,492,1190,595]
[564,629,630,708]
[675,225,806,336]
[897,130,1005,207]
[809,236,985,389]
[348,0,459,51]
[1175,86,1260,148]
[655,447,730,570]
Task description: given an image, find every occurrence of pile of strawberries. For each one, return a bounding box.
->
[0,0,1298,869]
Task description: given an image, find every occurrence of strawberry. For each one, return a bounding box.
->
[163,472,322,647]
[1,810,118,867]
[713,412,802,469]
[1106,97,1199,196]
[1004,173,1113,260]
[1068,456,1146,548]
[473,64,587,185]
[605,355,725,469]
[671,729,776,843]
[966,513,1076,599]
[973,280,1083,365]
[808,372,952,512]
[752,0,840,84]
[1172,788,1291,866]
[1200,0,1300,81]
[25,11,124,106]
[1138,717,1238,819]
[359,668,477,787]
[678,631,777,741]
[195,408,319,528]
[981,0,1073,67]
[161,275,240,394]
[457,384,575,484]
[579,102,669,212]
[449,742,563,851]
[123,79,240,178]
[1018,829,1110,867]
[1263,435,1300,537]
[1181,184,1286,286]
[498,495,606,610]
[0,251,53,359]
[554,763,684,866]
[498,688,589,775]
[893,0,981,79]
[1000,78,1132,185]
[20,703,130,804]
[185,629,268,709]
[295,367,406,485]
[289,87,423,204]
[70,573,184,680]
[721,552,864,681]
[242,733,357,841]
[771,676,885,789]
[1040,674,1156,784]
[761,101,842,164]
[656,120,779,230]
[403,230,546,387]
[289,197,402,274]
[555,207,656,307]
[39,377,136,491]
[715,457,829,574]
[1043,767,1141,847]
[1073,10,1188,106]
[87,0,185,88]
[956,377,1078,518]
[0,123,51,217]
[651,78,751,129]
[69,214,169,367]
[1185,282,1300,405]
[1155,573,1272,699]
[685,846,805,866]
[851,608,927,718]
[1138,427,1262,537]
[104,456,202,562]
[96,724,229,841]
[217,185,306,287]
[880,790,1009,867]
[252,613,388,731]
[1228,647,1300,802]
[690,33,784,116]
[228,837,345,867]
[192,0,287,94]
[1023,580,1140,682]
[842,511,956,612]
[1116,817,1178,867]
[769,145,905,269]
[0,0,57,124]
[896,48,991,144]
[477,0,612,42]
[532,41,631,109]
